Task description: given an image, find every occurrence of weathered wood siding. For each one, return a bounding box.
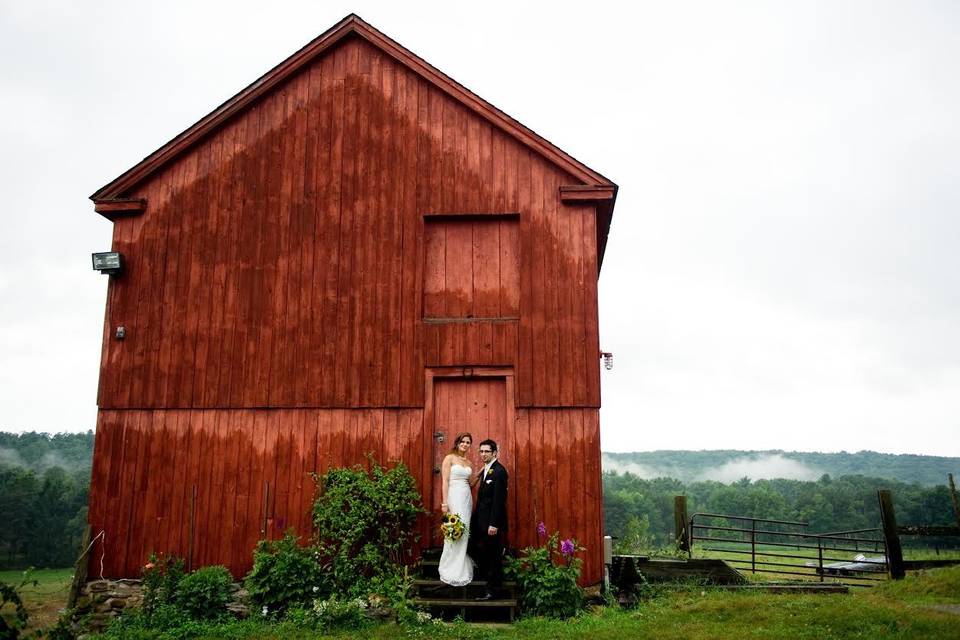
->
[90,31,608,585]
[98,36,600,411]
[88,407,603,582]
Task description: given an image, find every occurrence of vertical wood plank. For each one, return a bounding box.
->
[217,114,249,407]
[168,153,201,407]
[398,69,421,405]
[334,41,360,405]
[581,210,601,406]
[201,120,232,406]
[182,141,216,407]
[319,46,344,406]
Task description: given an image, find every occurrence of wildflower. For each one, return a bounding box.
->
[560,538,576,557]
[312,585,319,592]
[262,605,268,616]
[143,562,155,571]
[537,521,547,537]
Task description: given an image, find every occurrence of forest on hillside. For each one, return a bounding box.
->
[0,432,92,568]
[602,449,960,486]
[1,431,958,569]
[603,471,960,550]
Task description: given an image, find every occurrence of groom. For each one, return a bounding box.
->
[472,439,508,600]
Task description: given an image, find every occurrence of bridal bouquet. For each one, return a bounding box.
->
[440,513,465,541]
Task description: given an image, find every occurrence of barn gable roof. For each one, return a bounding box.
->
[91,14,617,262]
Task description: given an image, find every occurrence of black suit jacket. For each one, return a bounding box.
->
[472,460,508,535]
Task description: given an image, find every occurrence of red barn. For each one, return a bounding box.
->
[87,14,617,584]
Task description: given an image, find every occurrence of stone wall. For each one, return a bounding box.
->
[73,578,142,631]
[73,579,249,633]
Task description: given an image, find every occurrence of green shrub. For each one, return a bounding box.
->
[245,531,327,616]
[174,565,232,620]
[141,554,186,616]
[507,531,586,619]
[0,570,36,639]
[310,596,372,630]
[312,458,423,597]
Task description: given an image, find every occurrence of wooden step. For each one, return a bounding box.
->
[413,597,517,623]
[412,579,516,588]
[414,598,517,607]
[413,579,516,600]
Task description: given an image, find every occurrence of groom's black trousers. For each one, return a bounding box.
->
[471,531,504,591]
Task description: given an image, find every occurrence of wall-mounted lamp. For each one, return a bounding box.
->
[600,351,613,371]
[92,252,123,276]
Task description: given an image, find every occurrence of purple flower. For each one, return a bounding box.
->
[537,521,547,537]
[560,539,576,557]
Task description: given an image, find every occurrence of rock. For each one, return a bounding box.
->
[88,581,110,592]
[108,598,127,609]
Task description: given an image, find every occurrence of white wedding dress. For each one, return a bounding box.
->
[438,464,474,586]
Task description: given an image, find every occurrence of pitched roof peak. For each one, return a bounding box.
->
[92,14,615,201]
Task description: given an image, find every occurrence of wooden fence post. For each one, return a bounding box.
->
[877,489,905,580]
[674,495,690,553]
[948,474,960,529]
[66,525,92,610]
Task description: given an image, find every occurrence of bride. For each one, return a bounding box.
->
[438,432,479,586]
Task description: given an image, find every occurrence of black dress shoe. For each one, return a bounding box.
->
[475,592,494,601]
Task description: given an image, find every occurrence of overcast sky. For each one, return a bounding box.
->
[1,1,957,456]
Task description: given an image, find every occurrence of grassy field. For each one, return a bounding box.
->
[0,567,74,631]
[687,540,960,586]
[5,566,960,639]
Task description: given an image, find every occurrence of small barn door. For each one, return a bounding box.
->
[431,375,513,545]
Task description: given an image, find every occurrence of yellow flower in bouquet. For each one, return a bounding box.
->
[440,512,465,541]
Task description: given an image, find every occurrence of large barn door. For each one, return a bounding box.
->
[430,375,513,545]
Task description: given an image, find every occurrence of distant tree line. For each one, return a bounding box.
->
[2,431,958,568]
[603,449,960,486]
[603,472,960,550]
[0,432,93,569]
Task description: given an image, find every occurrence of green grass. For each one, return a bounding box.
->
[80,567,960,640]
[7,566,960,639]
[0,567,74,631]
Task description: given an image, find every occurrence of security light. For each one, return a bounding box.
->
[92,252,123,275]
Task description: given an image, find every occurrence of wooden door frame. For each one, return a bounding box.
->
[423,366,515,520]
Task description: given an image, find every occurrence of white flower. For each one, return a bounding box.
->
[416,611,432,623]
[312,586,319,593]
[261,605,268,616]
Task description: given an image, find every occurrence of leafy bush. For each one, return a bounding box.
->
[174,565,232,620]
[95,610,274,640]
[245,531,327,615]
[0,571,36,639]
[310,596,372,630]
[141,554,186,616]
[312,458,423,597]
[507,531,585,619]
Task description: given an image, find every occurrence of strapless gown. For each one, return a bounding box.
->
[438,464,474,586]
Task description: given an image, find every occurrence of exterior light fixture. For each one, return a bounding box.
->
[92,252,123,275]
[600,351,613,371]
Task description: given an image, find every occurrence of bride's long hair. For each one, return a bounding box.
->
[450,432,473,453]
